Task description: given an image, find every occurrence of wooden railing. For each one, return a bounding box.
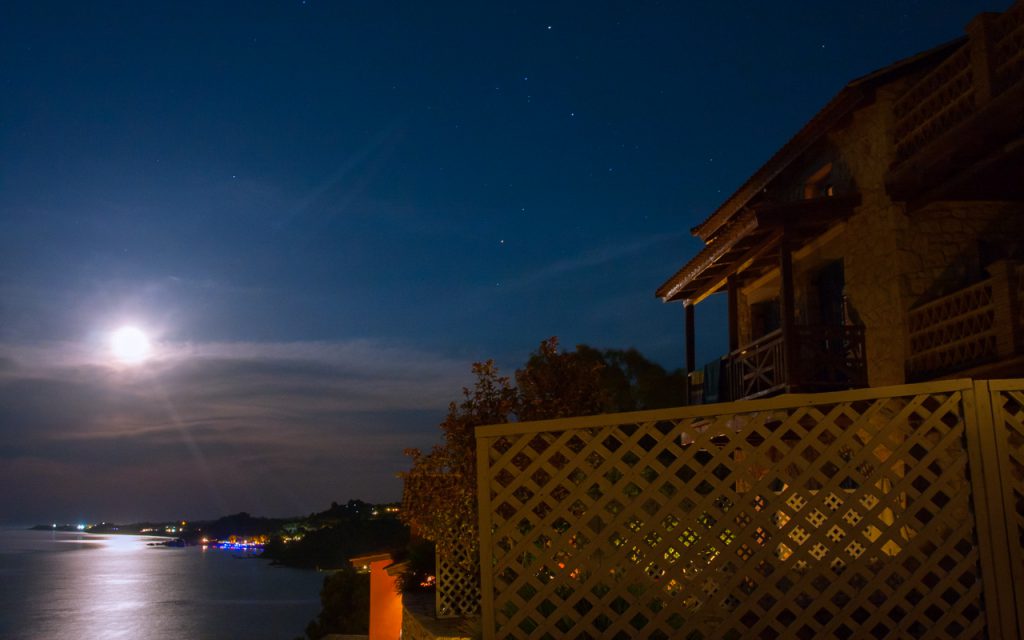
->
[907,279,997,377]
[893,44,975,163]
[906,260,1022,380]
[724,329,786,400]
[721,325,866,401]
[991,0,1024,95]
[791,324,868,390]
[893,2,1024,166]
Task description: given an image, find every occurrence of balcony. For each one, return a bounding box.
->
[906,260,1024,380]
[889,1,1024,201]
[687,324,868,404]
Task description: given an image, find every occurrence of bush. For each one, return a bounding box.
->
[304,567,370,639]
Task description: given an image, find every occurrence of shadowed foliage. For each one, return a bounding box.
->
[400,337,685,560]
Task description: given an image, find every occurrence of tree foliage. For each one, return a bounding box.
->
[262,517,408,570]
[400,360,516,551]
[400,337,684,556]
[303,567,370,639]
[516,337,611,421]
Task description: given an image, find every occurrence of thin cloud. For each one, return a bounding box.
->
[507,231,687,289]
[0,338,469,522]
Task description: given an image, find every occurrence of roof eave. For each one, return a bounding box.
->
[690,37,965,243]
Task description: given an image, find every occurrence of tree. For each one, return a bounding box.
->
[303,567,370,639]
[515,337,614,421]
[400,338,686,557]
[400,360,517,554]
[600,347,687,410]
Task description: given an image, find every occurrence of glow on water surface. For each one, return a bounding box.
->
[0,530,323,640]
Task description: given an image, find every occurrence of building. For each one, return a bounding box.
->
[423,4,1024,638]
[657,1,1024,404]
[348,552,404,640]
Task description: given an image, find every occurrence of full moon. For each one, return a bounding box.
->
[110,326,151,364]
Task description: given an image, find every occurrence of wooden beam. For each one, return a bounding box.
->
[658,212,758,301]
[742,223,848,295]
[779,236,797,390]
[727,275,739,352]
[685,303,696,375]
[687,230,784,305]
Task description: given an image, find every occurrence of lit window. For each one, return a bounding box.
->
[804,162,834,199]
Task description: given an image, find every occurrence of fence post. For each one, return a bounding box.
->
[476,431,495,640]
[981,380,1024,639]
[965,380,1021,639]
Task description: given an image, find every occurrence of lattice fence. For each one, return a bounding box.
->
[436,533,482,618]
[475,380,1024,639]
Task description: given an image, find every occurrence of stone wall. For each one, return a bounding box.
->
[900,201,1024,308]
[826,85,909,386]
[729,79,1023,389]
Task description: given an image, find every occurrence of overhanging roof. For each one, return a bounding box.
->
[657,194,861,303]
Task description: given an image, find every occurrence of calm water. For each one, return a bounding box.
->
[0,529,325,640]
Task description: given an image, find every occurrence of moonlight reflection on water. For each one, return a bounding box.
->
[0,530,323,640]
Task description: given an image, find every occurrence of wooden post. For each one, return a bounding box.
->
[685,303,696,403]
[779,238,797,391]
[986,259,1021,357]
[728,275,740,352]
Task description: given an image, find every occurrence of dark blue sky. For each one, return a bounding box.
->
[0,1,1002,523]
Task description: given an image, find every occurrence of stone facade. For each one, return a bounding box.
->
[733,80,1024,387]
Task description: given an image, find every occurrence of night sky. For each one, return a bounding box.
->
[0,1,1001,524]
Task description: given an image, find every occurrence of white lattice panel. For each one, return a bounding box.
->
[477,383,998,639]
[436,533,482,618]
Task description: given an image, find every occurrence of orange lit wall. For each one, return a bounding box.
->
[366,557,402,640]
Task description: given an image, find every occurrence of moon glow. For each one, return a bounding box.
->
[111,326,151,364]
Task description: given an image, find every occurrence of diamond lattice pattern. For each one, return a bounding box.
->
[991,385,1024,627]
[437,534,482,618]
[479,390,987,639]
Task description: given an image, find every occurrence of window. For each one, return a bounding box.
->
[804,162,834,199]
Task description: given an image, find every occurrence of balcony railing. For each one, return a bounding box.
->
[688,325,867,404]
[724,329,787,400]
[893,2,1024,167]
[906,260,1022,380]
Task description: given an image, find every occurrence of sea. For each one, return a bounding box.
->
[0,528,325,640]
